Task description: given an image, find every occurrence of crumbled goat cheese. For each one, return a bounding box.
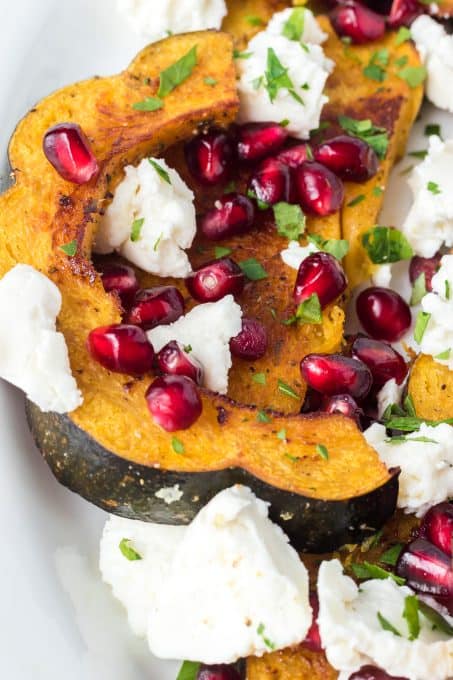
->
[411,15,453,113]
[417,254,453,370]
[376,378,406,419]
[280,240,320,270]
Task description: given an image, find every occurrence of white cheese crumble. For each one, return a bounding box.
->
[411,15,453,113]
[371,263,393,288]
[280,239,320,270]
[0,265,82,413]
[154,484,183,505]
[95,158,196,277]
[416,254,453,370]
[147,295,242,394]
[402,136,453,258]
[376,378,405,419]
[100,486,312,664]
[117,0,227,42]
[365,421,453,517]
[318,559,453,680]
[237,9,334,140]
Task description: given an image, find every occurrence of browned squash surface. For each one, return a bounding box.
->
[409,354,453,421]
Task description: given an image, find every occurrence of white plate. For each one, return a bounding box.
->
[1,2,453,677]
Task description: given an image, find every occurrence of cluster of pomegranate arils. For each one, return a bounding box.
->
[328,0,426,45]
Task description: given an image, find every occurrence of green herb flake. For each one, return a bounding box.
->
[273,202,306,240]
[234,49,252,59]
[424,123,441,138]
[176,661,201,680]
[398,65,427,88]
[383,415,453,432]
[130,218,145,242]
[414,311,432,344]
[380,543,404,566]
[316,443,329,460]
[307,233,349,260]
[427,180,441,195]
[418,600,453,635]
[184,345,192,353]
[277,379,300,400]
[153,232,163,252]
[239,258,268,281]
[394,55,409,68]
[347,194,366,207]
[404,394,416,417]
[264,48,302,106]
[277,428,287,442]
[119,538,142,561]
[338,115,389,159]
[408,149,428,160]
[377,612,402,637]
[362,225,413,264]
[351,560,406,585]
[280,118,290,127]
[445,280,451,300]
[257,623,276,651]
[285,452,300,463]
[204,76,217,87]
[395,26,412,45]
[149,158,171,184]
[214,246,232,259]
[410,272,427,306]
[435,348,451,360]
[132,96,164,112]
[363,49,389,83]
[386,435,439,445]
[245,14,264,26]
[403,595,420,640]
[373,186,384,197]
[282,7,306,41]
[284,293,322,326]
[257,409,272,423]
[252,372,266,385]
[158,45,198,98]
[171,437,185,454]
[60,239,77,257]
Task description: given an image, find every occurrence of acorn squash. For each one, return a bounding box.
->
[409,355,453,421]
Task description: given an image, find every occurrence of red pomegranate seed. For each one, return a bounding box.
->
[237,122,288,162]
[230,318,268,360]
[330,1,386,43]
[200,193,255,241]
[294,252,347,308]
[156,341,203,385]
[185,129,234,185]
[294,161,344,216]
[125,287,185,331]
[43,123,99,184]
[145,374,202,431]
[388,0,423,28]
[197,665,241,680]
[301,354,373,400]
[276,144,311,169]
[314,135,379,182]
[419,503,453,557]
[409,253,442,293]
[396,538,453,598]
[87,324,154,376]
[97,261,139,306]
[322,393,363,423]
[303,592,322,652]
[186,258,245,303]
[351,336,408,387]
[356,287,412,342]
[349,667,408,680]
[248,157,293,207]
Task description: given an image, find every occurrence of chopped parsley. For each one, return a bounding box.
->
[372,186,384,197]
[153,232,163,252]
[445,280,451,300]
[119,538,142,561]
[176,661,201,680]
[257,409,272,423]
[377,612,402,637]
[158,45,198,97]
[284,293,322,326]
[427,180,441,195]
[347,194,366,207]
[277,379,300,400]
[277,428,287,441]
[171,437,185,454]
[418,600,453,635]
[380,544,404,566]
[233,49,252,59]
[60,239,77,257]
[239,258,268,281]
[307,234,349,260]
[435,348,451,360]
[414,311,431,344]
[316,443,329,460]
[403,595,420,640]
[362,226,413,264]
[338,115,389,159]
[132,96,164,112]
[408,149,428,160]
[257,623,276,651]
[395,26,412,45]
[282,7,306,42]
[410,272,427,306]
[386,435,438,445]
[245,15,264,26]
[394,55,409,68]
[214,246,232,259]
[204,76,217,87]
[363,48,389,83]
[252,372,266,385]
[264,48,303,106]
[351,561,405,585]
[149,158,171,184]
[273,202,306,240]
[424,123,441,138]
[397,65,427,88]
[130,217,145,242]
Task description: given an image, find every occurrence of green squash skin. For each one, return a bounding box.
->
[26,400,399,553]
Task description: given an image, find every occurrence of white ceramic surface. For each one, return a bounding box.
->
[1,1,452,678]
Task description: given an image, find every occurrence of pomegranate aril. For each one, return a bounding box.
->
[294,161,344,216]
[185,129,234,185]
[409,253,442,293]
[330,1,386,43]
[314,135,379,182]
[186,258,245,303]
[351,336,408,387]
[157,341,203,385]
[301,354,373,400]
[349,667,408,680]
[396,538,453,598]
[237,122,288,162]
[230,318,268,360]
[248,157,292,207]
[276,144,311,169]
[126,286,185,331]
[356,287,412,342]
[43,123,99,184]
[322,393,363,423]
[97,261,139,306]
[146,374,202,432]
[197,664,241,680]
[419,503,453,557]
[294,252,347,308]
[388,0,423,28]
[87,324,154,376]
[303,592,322,652]
[201,193,255,241]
